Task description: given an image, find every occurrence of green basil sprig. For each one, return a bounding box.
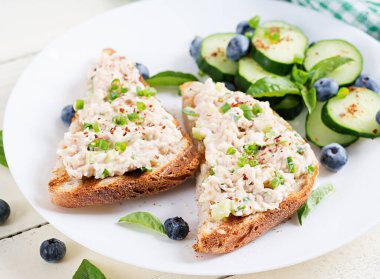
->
[0,130,8,168]
[300,85,317,113]
[73,259,107,279]
[309,56,353,84]
[247,76,300,98]
[297,183,335,225]
[118,211,166,236]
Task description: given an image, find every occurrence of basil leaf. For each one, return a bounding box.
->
[246,77,299,98]
[297,183,335,225]
[248,15,261,29]
[146,71,198,87]
[0,130,8,168]
[73,259,106,279]
[291,65,310,85]
[118,211,166,235]
[301,85,317,113]
[310,56,353,84]
[182,107,199,117]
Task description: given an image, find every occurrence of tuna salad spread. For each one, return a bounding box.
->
[58,50,183,179]
[183,79,317,220]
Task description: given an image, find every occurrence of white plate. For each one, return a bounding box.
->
[4,0,380,275]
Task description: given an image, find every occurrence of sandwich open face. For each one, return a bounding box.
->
[181,79,319,254]
[49,49,200,208]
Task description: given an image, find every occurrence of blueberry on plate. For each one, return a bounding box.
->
[189,36,202,60]
[313,78,339,101]
[376,110,380,125]
[224,81,237,91]
[354,74,380,93]
[40,238,66,263]
[226,35,250,61]
[60,105,75,125]
[236,20,254,35]
[135,63,150,80]
[0,199,10,225]
[320,143,348,172]
[164,217,189,240]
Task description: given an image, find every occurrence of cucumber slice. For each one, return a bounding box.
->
[322,87,380,138]
[196,33,237,82]
[306,102,358,147]
[235,57,274,92]
[272,95,304,120]
[304,39,363,85]
[252,21,308,76]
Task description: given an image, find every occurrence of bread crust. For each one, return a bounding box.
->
[181,81,319,254]
[49,130,200,208]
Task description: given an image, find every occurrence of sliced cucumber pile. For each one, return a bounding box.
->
[196,33,238,82]
[322,87,380,138]
[252,21,308,76]
[235,57,274,92]
[306,102,358,147]
[304,40,363,85]
[272,95,303,120]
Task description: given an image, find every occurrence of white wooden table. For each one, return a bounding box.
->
[0,0,379,278]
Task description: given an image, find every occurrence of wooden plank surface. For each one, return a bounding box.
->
[0,0,379,278]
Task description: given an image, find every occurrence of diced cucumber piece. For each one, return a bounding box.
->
[272,95,304,120]
[252,21,308,76]
[322,87,380,138]
[306,102,358,147]
[304,39,363,85]
[235,57,274,92]
[196,33,238,82]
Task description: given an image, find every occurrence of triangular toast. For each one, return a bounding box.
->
[181,79,318,253]
[49,49,199,208]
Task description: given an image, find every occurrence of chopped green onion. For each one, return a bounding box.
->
[112,115,127,126]
[92,122,100,133]
[307,164,315,174]
[236,205,246,211]
[239,104,254,120]
[244,143,259,155]
[127,113,139,122]
[220,103,231,113]
[99,140,110,151]
[136,101,146,111]
[87,140,99,151]
[192,127,205,140]
[107,91,119,102]
[237,156,258,168]
[137,87,157,97]
[83,123,92,130]
[140,166,152,172]
[270,175,285,189]
[120,87,128,93]
[101,168,109,178]
[110,78,121,90]
[287,157,296,173]
[182,107,199,117]
[270,32,280,42]
[75,99,84,110]
[252,103,262,115]
[83,122,100,132]
[337,87,350,98]
[209,167,215,176]
[115,142,127,153]
[226,147,236,155]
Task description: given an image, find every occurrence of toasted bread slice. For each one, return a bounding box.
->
[181,80,318,254]
[49,49,199,208]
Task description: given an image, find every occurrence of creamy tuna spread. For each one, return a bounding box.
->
[183,79,317,219]
[57,50,183,179]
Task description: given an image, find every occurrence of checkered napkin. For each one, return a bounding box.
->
[289,0,380,40]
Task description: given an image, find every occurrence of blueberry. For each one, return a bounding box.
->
[135,63,150,80]
[40,238,66,263]
[0,199,10,225]
[313,78,339,101]
[224,82,237,91]
[376,111,380,125]
[236,21,254,35]
[189,36,202,60]
[60,105,75,125]
[354,74,380,93]
[320,143,348,172]
[226,35,250,61]
[164,217,189,240]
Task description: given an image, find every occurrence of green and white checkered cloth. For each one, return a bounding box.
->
[289,0,380,40]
